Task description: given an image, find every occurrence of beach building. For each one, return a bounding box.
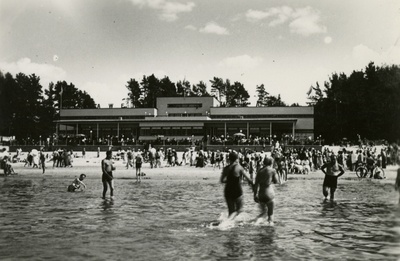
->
[55,97,314,145]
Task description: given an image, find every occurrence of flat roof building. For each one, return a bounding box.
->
[56,96,314,145]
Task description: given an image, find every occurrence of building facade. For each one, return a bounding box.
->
[55,97,314,145]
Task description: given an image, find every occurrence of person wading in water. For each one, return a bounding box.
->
[102,150,115,199]
[253,156,280,225]
[321,154,345,201]
[220,151,253,219]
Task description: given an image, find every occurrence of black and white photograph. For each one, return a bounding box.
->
[1,0,400,260]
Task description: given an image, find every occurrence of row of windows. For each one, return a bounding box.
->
[140,127,203,136]
[167,103,202,108]
[168,113,202,117]
[211,114,312,119]
[61,116,145,120]
[61,115,311,121]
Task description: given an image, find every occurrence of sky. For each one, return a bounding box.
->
[1,0,400,107]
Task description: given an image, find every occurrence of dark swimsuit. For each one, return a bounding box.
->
[102,172,113,182]
[323,175,338,188]
[224,164,243,200]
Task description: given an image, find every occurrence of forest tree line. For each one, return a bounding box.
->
[0,61,399,143]
[309,62,400,144]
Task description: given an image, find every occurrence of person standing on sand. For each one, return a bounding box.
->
[253,157,280,224]
[135,150,143,182]
[321,154,345,201]
[39,147,46,174]
[220,151,253,219]
[101,150,115,199]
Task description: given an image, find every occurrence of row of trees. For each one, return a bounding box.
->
[126,75,289,108]
[1,62,399,143]
[0,72,96,141]
[308,62,400,144]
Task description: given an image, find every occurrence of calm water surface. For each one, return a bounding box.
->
[1,175,399,260]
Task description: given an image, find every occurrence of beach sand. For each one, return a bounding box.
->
[6,151,399,184]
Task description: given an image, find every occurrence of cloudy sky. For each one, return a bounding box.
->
[1,0,400,107]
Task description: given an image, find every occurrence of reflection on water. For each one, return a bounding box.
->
[0,176,399,260]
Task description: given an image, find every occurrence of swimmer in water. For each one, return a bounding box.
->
[220,151,253,220]
[67,174,87,192]
[253,157,280,224]
[321,154,345,201]
[102,150,115,199]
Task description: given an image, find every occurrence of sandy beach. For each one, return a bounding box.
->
[6,151,399,184]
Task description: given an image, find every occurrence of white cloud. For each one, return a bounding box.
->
[351,44,381,68]
[246,9,274,22]
[246,6,292,26]
[218,55,263,70]
[0,57,67,87]
[246,6,327,36]
[199,22,229,35]
[342,44,400,73]
[184,24,196,31]
[129,0,195,22]
[324,36,332,44]
[289,7,327,36]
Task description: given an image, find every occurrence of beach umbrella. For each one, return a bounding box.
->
[233,132,246,137]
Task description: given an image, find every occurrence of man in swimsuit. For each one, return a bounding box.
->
[253,157,280,224]
[220,151,253,219]
[321,154,345,201]
[102,150,115,199]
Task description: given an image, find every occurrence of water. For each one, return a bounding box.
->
[1,175,400,260]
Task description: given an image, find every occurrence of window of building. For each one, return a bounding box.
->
[151,127,161,135]
[140,127,151,136]
[167,103,202,108]
[182,127,191,136]
[192,127,203,135]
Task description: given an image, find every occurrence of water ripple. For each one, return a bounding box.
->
[0,177,399,260]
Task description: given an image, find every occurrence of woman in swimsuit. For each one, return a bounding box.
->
[253,157,280,224]
[220,151,253,219]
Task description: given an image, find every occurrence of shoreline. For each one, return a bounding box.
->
[4,152,398,184]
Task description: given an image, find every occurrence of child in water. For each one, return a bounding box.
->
[68,174,87,192]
